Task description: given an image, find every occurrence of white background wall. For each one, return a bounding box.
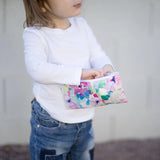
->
[0,0,160,145]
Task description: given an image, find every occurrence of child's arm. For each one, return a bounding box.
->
[81,18,115,71]
[23,29,82,85]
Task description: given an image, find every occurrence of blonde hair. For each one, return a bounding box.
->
[23,0,55,28]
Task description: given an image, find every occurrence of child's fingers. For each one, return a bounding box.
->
[94,70,103,79]
[81,68,105,80]
[99,70,104,77]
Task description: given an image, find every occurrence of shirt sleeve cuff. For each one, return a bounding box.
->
[74,67,82,85]
[65,67,82,85]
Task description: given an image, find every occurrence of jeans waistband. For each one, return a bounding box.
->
[31,97,92,126]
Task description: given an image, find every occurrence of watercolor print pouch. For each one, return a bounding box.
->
[61,72,128,109]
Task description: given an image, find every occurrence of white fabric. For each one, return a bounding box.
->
[23,16,113,123]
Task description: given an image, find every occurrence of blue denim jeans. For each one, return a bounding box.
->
[30,99,95,160]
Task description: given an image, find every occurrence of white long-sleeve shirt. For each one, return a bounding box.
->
[23,16,113,123]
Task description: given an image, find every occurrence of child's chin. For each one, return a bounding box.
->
[72,10,81,17]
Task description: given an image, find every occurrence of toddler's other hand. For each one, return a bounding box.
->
[102,64,114,75]
[81,69,104,80]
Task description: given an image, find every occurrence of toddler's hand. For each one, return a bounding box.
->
[102,64,114,75]
[81,68,104,80]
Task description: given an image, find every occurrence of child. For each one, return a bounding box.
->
[23,0,114,160]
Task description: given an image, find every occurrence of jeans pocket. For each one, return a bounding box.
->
[37,116,61,130]
[31,100,61,130]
